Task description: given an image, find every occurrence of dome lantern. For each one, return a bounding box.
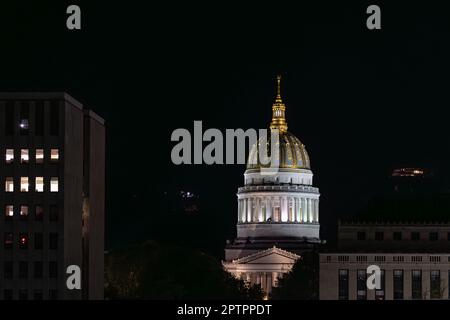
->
[270,75,288,133]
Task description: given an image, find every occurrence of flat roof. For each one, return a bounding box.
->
[0,92,105,124]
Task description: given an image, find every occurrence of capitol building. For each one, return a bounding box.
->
[223,76,321,295]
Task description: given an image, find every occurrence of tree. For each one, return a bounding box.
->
[271,250,319,300]
[105,241,263,299]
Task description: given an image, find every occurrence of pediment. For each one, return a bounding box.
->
[231,246,300,265]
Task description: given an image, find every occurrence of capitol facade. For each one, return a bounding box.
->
[223,76,321,295]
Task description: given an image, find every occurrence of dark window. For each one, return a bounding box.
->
[357,232,366,240]
[34,262,43,279]
[19,233,28,249]
[357,269,367,300]
[4,232,13,249]
[35,205,44,221]
[4,262,13,279]
[50,101,60,135]
[19,262,28,279]
[49,233,58,250]
[393,270,404,300]
[33,290,43,301]
[49,289,58,300]
[338,269,349,300]
[49,261,58,278]
[411,232,420,241]
[5,101,14,135]
[412,270,422,300]
[50,205,58,221]
[375,232,384,241]
[447,232,450,241]
[18,289,28,300]
[375,270,385,300]
[3,289,13,300]
[430,232,438,241]
[34,233,43,250]
[393,232,402,241]
[430,270,441,299]
[35,101,44,135]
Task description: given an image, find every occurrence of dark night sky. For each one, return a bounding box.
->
[1,1,450,256]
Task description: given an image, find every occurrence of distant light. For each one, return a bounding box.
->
[19,119,29,129]
[392,167,425,177]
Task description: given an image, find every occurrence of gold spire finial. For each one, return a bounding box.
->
[270,74,288,132]
[276,75,282,102]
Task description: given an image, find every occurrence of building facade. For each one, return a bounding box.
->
[0,92,105,300]
[224,76,321,295]
[320,222,450,300]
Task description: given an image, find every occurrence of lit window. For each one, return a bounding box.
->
[21,149,29,163]
[35,177,44,192]
[5,177,14,192]
[20,206,29,221]
[50,177,59,192]
[19,233,28,249]
[5,149,14,164]
[5,205,14,220]
[20,177,29,192]
[50,149,59,162]
[36,149,44,164]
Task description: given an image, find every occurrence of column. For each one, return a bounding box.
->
[272,272,279,287]
[307,198,312,222]
[315,199,319,223]
[257,197,262,222]
[282,196,289,222]
[266,272,273,294]
[277,196,282,222]
[294,197,298,222]
[349,269,357,300]
[247,198,252,222]
[292,197,296,222]
[422,270,430,300]
[266,197,272,221]
[300,198,304,222]
[404,270,412,300]
[304,198,308,222]
[243,199,248,223]
[385,269,394,300]
[287,197,291,222]
[239,199,247,222]
[238,199,242,222]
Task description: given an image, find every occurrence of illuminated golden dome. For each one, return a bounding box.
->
[247,75,311,170]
